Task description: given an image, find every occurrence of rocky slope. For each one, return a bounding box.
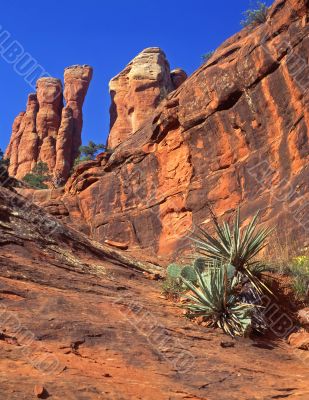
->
[0,185,309,399]
[19,0,309,261]
[5,65,92,184]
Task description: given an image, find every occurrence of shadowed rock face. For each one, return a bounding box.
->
[5,65,93,184]
[14,0,309,263]
[108,47,187,148]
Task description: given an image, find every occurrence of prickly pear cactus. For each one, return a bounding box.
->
[193,258,206,273]
[181,265,197,283]
[166,264,182,279]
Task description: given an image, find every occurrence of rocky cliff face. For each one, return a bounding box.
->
[108,47,187,148]
[5,65,92,184]
[1,185,309,399]
[14,0,309,262]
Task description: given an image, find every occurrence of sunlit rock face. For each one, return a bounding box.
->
[5,65,93,183]
[15,0,309,261]
[107,47,187,148]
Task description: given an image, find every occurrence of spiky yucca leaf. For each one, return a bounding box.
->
[182,266,255,337]
[193,209,273,295]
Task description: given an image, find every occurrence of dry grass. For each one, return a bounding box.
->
[263,231,309,301]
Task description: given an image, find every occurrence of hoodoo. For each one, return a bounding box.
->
[5,65,93,184]
[108,47,187,148]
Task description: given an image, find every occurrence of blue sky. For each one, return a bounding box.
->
[0,0,273,152]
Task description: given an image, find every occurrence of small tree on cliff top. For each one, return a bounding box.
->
[74,140,107,166]
[201,51,215,64]
[241,2,268,27]
[22,161,51,189]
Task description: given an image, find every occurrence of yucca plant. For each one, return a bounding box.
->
[193,209,274,295]
[182,265,255,337]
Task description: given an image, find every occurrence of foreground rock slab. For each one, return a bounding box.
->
[0,187,309,399]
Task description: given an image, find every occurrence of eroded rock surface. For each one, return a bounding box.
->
[108,47,187,148]
[0,185,309,399]
[23,0,309,261]
[5,65,92,184]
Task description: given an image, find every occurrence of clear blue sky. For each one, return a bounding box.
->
[0,0,273,152]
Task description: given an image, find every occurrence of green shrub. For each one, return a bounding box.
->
[241,2,268,27]
[293,256,309,268]
[289,256,309,300]
[74,140,110,166]
[181,265,197,284]
[202,51,215,63]
[176,208,276,337]
[263,236,309,300]
[193,258,207,273]
[163,263,198,299]
[22,161,51,189]
[0,149,9,168]
[292,275,308,300]
[0,148,11,187]
[265,253,309,300]
[162,276,185,300]
[166,263,182,280]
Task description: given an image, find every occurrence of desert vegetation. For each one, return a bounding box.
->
[0,148,11,186]
[163,209,308,337]
[201,51,215,63]
[22,161,51,189]
[241,2,268,27]
[0,148,9,169]
[74,140,108,166]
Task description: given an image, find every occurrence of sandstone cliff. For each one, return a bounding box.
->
[5,65,92,184]
[1,1,309,396]
[15,0,309,262]
[108,47,187,148]
[1,185,309,399]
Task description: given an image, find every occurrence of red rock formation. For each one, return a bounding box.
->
[170,68,187,89]
[108,47,187,148]
[54,106,74,184]
[63,65,93,161]
[1,184,309,399]
[15,0,309,262]
[7,93,39,178]
[36,78,63,172]
[5,65,92,183]
[289,331,309,350]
